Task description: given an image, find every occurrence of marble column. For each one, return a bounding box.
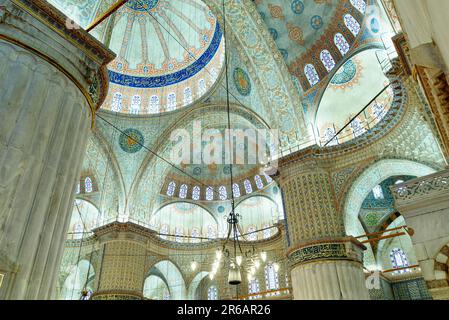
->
[92,240,147,300]
[391,170,449,299]
[277,156,370,300]
[0,0,114,299]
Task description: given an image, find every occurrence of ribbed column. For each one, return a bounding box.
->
[92,241,146,300]
[0,0,114,299]
[278,157,370,300]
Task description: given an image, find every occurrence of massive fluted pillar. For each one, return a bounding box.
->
[0,0,114,299]
[277,155,370,300]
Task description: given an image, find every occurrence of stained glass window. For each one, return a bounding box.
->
[76,182,80,194]
[264,173,273,183]
[208,225,217,239]
[130,95,141,114]
[304,64,320,86]
[210,68,218,82]
[350,118,366,137]
[350,0,366,14]
[244,180,253,194]
[248,279,261,300]
[149,95,160,114]
[263,225,272,239]
[395,179,404,184]
[167,181,176,197]
[160,225,168,240]
[390,248,410,274]
[247,226,257,241]
[232,183,241,198]
[372,102,387,121]
[192,186,201,200]
[179,184,188,199]
[334,33,350,56]
[207,285,218,300]
[219,186,227,200]
[175,227,183,242]
[206,186,214,201]
[264,264,279,292]
[191,228,200,243]
[163,291,170,300]
[74,223,83,240]
[85,177,92,193]
[183,87,193,106]
[167,93,176,111]
[320,50,336,72]
[111,92,123,112]
[372,185,384,199]
[254,175,264,189]
[344,14,361,36]
[324,127,339,146]
[198,79,206,95]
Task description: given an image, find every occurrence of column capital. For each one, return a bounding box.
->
[287,237,366,269]
[0,0,115,124]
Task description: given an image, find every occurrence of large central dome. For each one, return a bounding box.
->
[47,0,225,114]
[102,0,225,114]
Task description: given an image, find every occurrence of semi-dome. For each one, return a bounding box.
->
[47,0,225,114]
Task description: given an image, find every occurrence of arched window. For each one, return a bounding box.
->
[111,92,123,112]
[263,224,272,239]
[160,225,168,240]
[175,227,183,242]
[372,185,384,199]
[350,0,366,14]
[248,279,261,300]
[350,117,366,137]
[390,248,410,273]
[334,33,350,56]
[179,184,188,199]
[254,175,264,189]
[198,79,206,95]
[207,225,217,239]
[192,186,201,200]
[304,64,320,87]
[320,50,336,72]
[167,181,176,197]
[264,264,279,292]
[264,173,273,183]
[191,228,200,243]
[149,95,160,114]
[76,182,80,194]
[395,179,404,184]
[74,223,83,240]
[247,226,257,241]
[183,87,193,106]
[163,291,171,300]
[244,180,253,194]
[206,186,214,201]
[324,127,338,146]
[372,102,386,121]
[167,93,176,111]
[207,285,218,300]
[218,186,227,200]
[130,95,141,114]
[232,183,241,198]
[344,14,361,36]
[84,177,93,193]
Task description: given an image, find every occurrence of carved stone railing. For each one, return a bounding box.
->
[390,170,449,203]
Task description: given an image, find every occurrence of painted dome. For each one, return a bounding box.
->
[47,0,225,114]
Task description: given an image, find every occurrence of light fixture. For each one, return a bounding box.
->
[236,256,243,266]
[228,263,242,285]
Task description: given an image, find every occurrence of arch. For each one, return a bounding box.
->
[149,260,187,300]
[187,271,209,300]
[143,275,171,300]
[343,159,436,268]
[60,260,95,300]
[150,202,219,242]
